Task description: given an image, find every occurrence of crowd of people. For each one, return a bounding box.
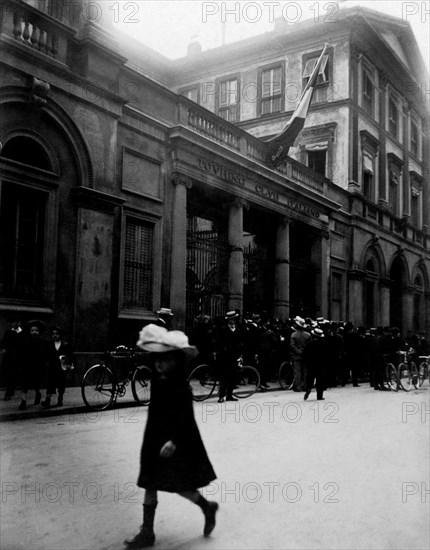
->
[1,318,74,410]
[190,311,430,399]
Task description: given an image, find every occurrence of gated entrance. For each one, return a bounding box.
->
[243,234,272,316]
[186,216,229,331]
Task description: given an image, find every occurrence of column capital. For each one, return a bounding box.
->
[228,197,248,210]
[172,172,192,189]
[279,216,290,228]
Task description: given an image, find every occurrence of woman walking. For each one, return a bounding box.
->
[125,324,218,549]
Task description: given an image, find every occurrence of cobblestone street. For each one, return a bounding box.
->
[1,384,429,549]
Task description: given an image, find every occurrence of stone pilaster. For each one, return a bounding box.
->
[273,218,290,320]
[170,172,192,330]
[228,198,244,313]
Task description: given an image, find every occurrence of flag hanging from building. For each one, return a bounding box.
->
[266,43,329,168]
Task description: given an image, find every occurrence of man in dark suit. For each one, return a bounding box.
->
[216,311,243,402]
[41,326,73,408]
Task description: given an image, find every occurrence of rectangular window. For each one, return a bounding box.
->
[0,184,46,299]
[389,174,399,217]
[302,53,329,103]
[218,78,238,122]
[411,191,419,226]
[180,86,200,104]
[123,218,154,310]
[307,149,326,176]
[363,170,373,200]
[388,97,398,138]
[362,68,374,117]
[260,65,282,115]
[410,119,419,157]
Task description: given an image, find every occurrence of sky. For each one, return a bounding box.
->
[109,0,430,69]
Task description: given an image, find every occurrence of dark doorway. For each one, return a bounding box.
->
[289,223,318,318]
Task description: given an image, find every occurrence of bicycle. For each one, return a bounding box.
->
[382,357,398,391]
[81,346,152,411]
[396,348,419,391]
[187,355,260,402]
[383,349,417,392]
[417,355,429,387]
[278,359,295,390]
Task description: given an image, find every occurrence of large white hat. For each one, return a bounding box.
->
[137,324,195,353]
[293,316,306,328]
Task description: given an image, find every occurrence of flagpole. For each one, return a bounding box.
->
[298,43,329,102]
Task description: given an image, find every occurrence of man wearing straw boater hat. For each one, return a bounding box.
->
[125,324,218,549]
[290,316,311,392]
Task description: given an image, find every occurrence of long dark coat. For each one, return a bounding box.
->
[137,372,216,493]
[46,341,73,395]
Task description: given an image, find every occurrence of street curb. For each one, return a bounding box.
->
[0,385,283,422]
[0,399,142,422]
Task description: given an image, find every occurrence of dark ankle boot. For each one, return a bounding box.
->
[196,495,219,536]
[125,503,157,548]
[34,391,41,405]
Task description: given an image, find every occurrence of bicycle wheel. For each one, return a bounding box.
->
[132,365,152,406]
[233,365,260,399]
[418,362,428,387]
[386,363,398,391]
[409,362,420,389]
[278,360,294,390]
[188,364,217,401]
[398,362,413,392]
[81,364,115,410]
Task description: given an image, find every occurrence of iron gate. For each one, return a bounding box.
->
[186,217,229,332]
[243,238,271,316]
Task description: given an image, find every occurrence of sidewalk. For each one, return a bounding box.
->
[0,387,138,422]
[0,383,284,422]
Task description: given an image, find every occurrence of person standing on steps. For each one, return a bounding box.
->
[124,324,218,549]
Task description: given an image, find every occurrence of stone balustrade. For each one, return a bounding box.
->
[2,0,76,63]
[176,96,329,196]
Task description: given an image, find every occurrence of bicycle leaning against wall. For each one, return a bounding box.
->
[81,346,152,411]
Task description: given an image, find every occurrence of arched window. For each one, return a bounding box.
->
[0,137,51,300]
[1,136,52,170]
[414,275,423,289]
[366,259,376,273]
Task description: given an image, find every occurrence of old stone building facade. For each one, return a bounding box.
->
[0,1,428,368]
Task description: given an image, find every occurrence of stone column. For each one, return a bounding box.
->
[402,287,414,336]
[320,230,330,318]
[170,173,192,330]
[228,198,244,313]
[348,271,364,325]
[311,230,330,318]
[379,279,391,327]
[274,218,290,320]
